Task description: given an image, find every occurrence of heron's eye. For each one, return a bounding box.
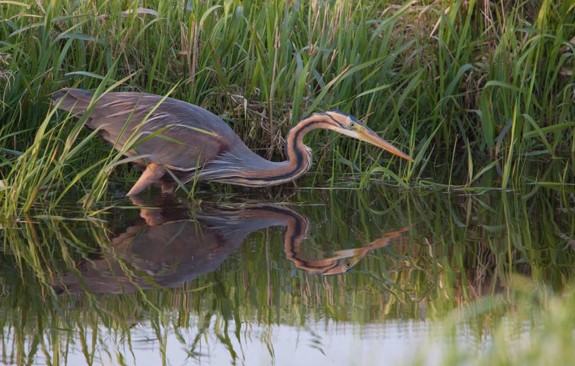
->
[349,121,356,128]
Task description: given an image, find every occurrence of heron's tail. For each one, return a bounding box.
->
[51,88,95,115]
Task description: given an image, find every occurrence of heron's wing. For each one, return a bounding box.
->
[52,89,241,171]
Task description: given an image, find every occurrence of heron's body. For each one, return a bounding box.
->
[52,88,412,195]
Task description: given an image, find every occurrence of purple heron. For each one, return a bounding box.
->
[52,88,413,195]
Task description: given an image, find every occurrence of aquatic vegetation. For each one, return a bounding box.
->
[0,1,573,210]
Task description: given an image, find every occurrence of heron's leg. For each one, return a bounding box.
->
[127,162,166,196]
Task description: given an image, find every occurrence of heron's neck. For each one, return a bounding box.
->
[204,115,329,187]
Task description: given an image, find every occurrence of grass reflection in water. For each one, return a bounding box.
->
[1,187,575,365]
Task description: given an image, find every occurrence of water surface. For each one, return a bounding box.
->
[1,186,574,365]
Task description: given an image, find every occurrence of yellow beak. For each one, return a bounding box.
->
[358,127,414,162]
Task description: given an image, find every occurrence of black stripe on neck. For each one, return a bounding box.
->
[222,120,319,184]
[321,112,344,128]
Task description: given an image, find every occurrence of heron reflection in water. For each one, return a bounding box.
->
[52,89,413,195]
[57,198,409,294]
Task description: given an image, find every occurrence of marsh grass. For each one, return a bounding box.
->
[1,1,573,210]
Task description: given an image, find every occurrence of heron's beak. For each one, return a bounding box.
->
[357,127,414,162]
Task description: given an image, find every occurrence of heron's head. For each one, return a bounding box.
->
[320,111,414,162]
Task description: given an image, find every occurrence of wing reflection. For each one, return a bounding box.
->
[57,197,409,294]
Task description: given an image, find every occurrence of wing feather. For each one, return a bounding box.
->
[52,89,241,171]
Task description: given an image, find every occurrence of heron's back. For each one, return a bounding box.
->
[52,88,243,172]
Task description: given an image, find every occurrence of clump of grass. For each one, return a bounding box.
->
[428,0,575,188]
[410,274,575,366]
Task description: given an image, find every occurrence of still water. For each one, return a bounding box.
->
[1,186,574,365]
